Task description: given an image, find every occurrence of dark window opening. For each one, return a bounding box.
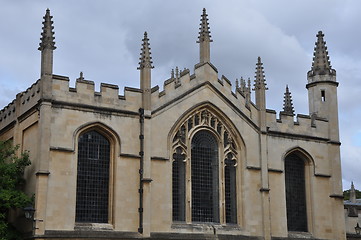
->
[191,130,219,223]
[76,130,110,223]
[172,147,186,221]
[321,90,326,102]
[285,153,307,232]
[225,153,237,224]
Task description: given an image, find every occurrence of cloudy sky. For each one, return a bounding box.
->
[1,0,360,190]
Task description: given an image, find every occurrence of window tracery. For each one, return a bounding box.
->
[172,108,239,224]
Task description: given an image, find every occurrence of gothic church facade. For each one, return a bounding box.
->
[0,9,345,240]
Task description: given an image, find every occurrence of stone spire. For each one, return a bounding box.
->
[39,9,56,51]
[254,57,268,91]
[138,32,153,110]
[253,57,268,130]
[282,85,295,115]
[197,8,213,63]
[350,182,357,203]
[39,9,56,79]
[138,32,154,70]
[309,31,335,76]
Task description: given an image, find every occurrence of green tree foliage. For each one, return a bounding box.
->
[0,141,31,240]
[343,188,361,200]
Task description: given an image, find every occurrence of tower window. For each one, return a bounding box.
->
[321,90,326,102]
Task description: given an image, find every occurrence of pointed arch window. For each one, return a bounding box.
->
[172,108,239,224]
[285,153,307,232]
[76,130,110,223]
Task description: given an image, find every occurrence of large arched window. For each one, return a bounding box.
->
[172,107,239,224]
[285,152,307,232]
[191,130,219,222]
[76,130,110,223]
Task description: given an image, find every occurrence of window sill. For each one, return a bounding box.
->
[171,222,241,233]
[74,223,113,231]
[288,231,313,239]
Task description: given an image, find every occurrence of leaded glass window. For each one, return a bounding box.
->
[172,147,186,221]
[191,130,219,223]
[225,153,237,224]
[285,153,307,232]
[171,108,239,225]
[76,130,110,223]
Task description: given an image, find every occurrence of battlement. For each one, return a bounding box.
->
[0,79,41,131]
[52,74,142,113]
[150,62,331,140]
[151,63,254,117]
[266,110,329,139]
[0,100,16,130]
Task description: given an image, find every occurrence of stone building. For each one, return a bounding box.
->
[0,8,346,240]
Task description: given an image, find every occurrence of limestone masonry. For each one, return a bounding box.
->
[0,8,346,240]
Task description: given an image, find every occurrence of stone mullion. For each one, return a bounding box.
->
[185,127,192,223]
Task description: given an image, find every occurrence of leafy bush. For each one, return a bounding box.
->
[0,141,32,240]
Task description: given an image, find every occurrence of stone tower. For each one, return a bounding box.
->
[307,31,339,141]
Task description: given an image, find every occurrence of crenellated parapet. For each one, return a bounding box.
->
[0,79,41,131]
[0,100,16,130]
[51,74,142,113]
[266,110,329,139]
[151,62,258,126]
[150,59,332,140]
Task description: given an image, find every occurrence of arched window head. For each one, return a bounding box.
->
[76,130,110,223]
[171,107,239,224]
[285,152,307,232]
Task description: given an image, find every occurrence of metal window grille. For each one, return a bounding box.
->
[191,130,219,223]
[225,154,237,224]
[285,153,307,232]
[76,130,110,223]
[172,148,186,221]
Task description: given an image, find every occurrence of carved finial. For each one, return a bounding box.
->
[138,31,154,70]
[253,57,268,90]
[197,8,213,43]
[350,181,357,203]
[235,78,239,89]
[197,8,212,63]
[247,78,251,94]
[282,85,295,115]
[310,31,335,76]
[38,9,56,51]
[240,77,246,93]
[77,71,84,81]
[175,66,180,86]
[245,78,252,106]
[175,66,179,79]
[171,69,175,79]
